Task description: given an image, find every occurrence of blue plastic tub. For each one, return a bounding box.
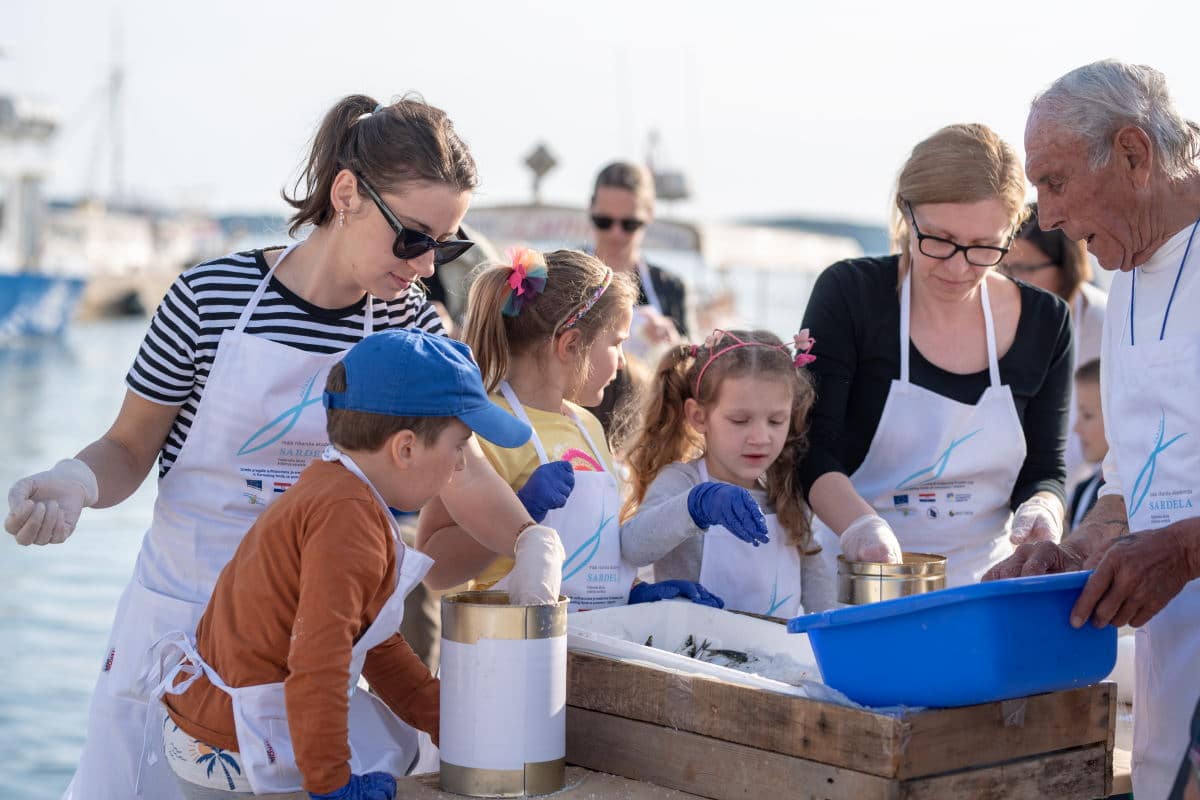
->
[787,571,1117,708]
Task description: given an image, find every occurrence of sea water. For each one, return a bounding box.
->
[0,319,154,800]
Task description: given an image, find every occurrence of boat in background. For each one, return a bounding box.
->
[464,203,864,342]
[43,198,225,318]
[466,140,867,341]
[0,94,85,339]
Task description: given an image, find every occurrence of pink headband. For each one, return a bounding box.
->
[556,268,613,332]
[691,329,816,395]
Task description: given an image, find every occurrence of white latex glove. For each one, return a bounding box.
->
[1009,495,1063,545]
[507,524,565,605]
[840,514,903,564]
[637,307,681,345]
[5,459,99,546]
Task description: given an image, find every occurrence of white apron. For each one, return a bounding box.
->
[145,448,433,794]
[66,243,376,799]
[493,382,635,611]
[1109,220,1200,799]
[813,273,1026,589]
[695,459,803,617]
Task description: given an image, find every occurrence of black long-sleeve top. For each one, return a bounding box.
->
[796,256,1073,511]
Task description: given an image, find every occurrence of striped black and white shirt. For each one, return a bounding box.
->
[126,248,444,477]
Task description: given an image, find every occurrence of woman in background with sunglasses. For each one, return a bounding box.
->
[587,160,692,433]
[4,93,562,800]
[796,124,1074,588]
[1001,204,1107,495]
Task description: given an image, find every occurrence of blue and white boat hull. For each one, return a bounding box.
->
[0,273,86,339]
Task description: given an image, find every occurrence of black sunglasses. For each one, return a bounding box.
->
[905,200,1011,267]
[591,214,647,233]
[357,174,474,265]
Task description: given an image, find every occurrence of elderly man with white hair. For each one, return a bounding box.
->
[984,59,1200,798]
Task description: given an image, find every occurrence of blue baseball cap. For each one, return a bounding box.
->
[323,329,531,448]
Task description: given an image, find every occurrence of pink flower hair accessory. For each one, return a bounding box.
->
[501,247,548,317]
[793,328,817,367]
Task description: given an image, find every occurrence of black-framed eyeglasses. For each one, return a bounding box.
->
[591,214,647,233]
[357,174,475,265]
[905,200,1011,267]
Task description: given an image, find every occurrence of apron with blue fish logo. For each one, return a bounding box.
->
[69,242,374,798]
[812,272,1025,589]
[1108,220,1200,799]
[495,381,634,611]
[695,459,803,617]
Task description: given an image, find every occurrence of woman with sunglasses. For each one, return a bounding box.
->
[1002,204,1108,494]
[4,94,562,800]
[586,160,692,433]
[796,124,1074,588]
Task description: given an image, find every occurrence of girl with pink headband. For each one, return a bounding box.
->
[418,248,722,611]
[617,329,835,616]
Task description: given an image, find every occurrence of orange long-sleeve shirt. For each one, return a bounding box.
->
[165,459,439,794]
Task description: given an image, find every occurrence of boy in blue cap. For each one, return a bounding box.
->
[147,329,562,800]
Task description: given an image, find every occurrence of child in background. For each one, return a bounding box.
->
[1069,358,1106,531]
[146,329,558,800]
[619,329,836,617]
[419,248,722,611]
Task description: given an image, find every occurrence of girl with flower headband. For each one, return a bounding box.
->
[616,329,835,617]
[419,248,721,610]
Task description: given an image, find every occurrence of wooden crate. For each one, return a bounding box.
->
[566,651,1115,800]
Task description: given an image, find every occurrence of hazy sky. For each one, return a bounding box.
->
[7,0,1200,226]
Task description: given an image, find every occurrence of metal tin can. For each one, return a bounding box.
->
[439,591,569,797]
[837,552,947,605]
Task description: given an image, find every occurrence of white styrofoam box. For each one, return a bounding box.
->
[568,600,854,704]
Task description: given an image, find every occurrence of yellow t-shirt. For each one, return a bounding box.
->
[475,393,617,588]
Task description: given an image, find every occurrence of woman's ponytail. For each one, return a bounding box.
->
[283,93,478,237]
[283,95,378,236]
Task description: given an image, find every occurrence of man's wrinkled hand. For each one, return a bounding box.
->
[982,540,1088,581]
[1071,526,1197,628]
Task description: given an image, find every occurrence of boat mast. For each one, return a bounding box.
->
[107,21,124,204]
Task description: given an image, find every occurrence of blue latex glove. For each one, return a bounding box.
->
[687,482,770,545]
[629,579,725,609]
[516,461,575,523]
[309,772,396,800]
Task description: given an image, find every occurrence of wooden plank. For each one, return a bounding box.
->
[567,706,899,800]
[569,651,904,777]
[896,683,1115,779]
[405,766,707,799]
[570,652,1114,781]
[901,743,1110,800]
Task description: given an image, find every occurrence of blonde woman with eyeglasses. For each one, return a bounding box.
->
[796,123,1074,589]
